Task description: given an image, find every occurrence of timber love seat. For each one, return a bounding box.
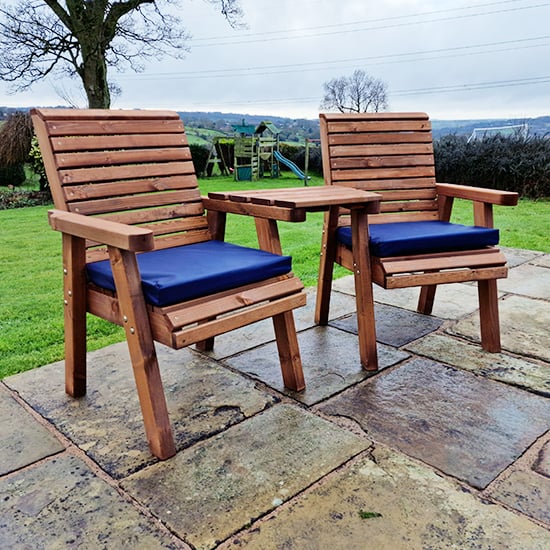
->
[31,108,306,460]
[316,112,519,357]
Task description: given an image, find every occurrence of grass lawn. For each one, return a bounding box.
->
[1,174,548,379]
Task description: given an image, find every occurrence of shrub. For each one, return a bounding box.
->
[189,143,210,175]
[0,111,33,187]
[434,133,550,199]
[28,137,49,192]
[0,163,26,186]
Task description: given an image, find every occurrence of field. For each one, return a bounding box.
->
[0,174,548,379]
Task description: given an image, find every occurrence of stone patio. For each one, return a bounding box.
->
[1,247,549,549]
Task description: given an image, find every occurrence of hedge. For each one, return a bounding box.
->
[434,134,550,199]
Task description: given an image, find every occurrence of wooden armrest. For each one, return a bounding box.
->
[202,197,306,222]
[436,183,518,206]
[48,209,154,252]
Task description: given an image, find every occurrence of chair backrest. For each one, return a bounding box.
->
[31,108,210,262]
[319,112,438,224]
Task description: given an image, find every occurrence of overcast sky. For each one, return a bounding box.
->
[1,0,549,120]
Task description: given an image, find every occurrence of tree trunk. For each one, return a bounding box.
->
[80,53,111,109]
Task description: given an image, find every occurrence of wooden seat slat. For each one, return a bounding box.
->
[63,175,200,201]
[56,147,192,169]
[326,119,430,134]
[330,154,434,170]
[380,249,507,275]
[378,200,438,213]
[59,160,196,185]
[330,143,434,156]
[331,178,436,191]
[44,118,184,137]
[68,188,202,216]
[97,202,204,226]
[330,166,436,181]
[328,132,433,146]
[52,133,187,152]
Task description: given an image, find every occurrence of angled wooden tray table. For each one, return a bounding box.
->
[203,186,382,370]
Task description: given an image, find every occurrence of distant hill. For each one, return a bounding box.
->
[177,111,550,141]
[2,106,549,141]
[431,116,550,139]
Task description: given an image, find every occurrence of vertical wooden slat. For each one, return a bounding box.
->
[272,312,305,391]
[478,279,501,352]
[255,218,283,255]
[62,233,88,397]
[107,246,176,459]
[350,207,378,370]
[315,206,340,325]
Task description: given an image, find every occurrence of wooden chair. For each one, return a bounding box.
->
[316,112,518,362]
[31,108,306,460]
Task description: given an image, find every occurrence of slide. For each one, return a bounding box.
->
[274,150,308,181]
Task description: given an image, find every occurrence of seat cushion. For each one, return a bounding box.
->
[337,220,499,257]
[87,240,293,307]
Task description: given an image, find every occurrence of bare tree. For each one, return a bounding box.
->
[0,0,243,109]
[321,70,388,113]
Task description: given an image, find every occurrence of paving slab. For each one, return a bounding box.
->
[501,247,545,268]
[450,295,550,362]
[224,325,409,405]
[531,253,550,268]
[201,287,357,360]
[122,404,369,550]
[486,433,550,526]
[0,453,180,549]
[497,262,550,299]
[406,333,550,396]
[5,342,277,479]
[536,438,550,477]
[334,276,483,319]
[319,358,550,489]
[330,304,443,347]
[0,384,64,475]
[224,445,550,550]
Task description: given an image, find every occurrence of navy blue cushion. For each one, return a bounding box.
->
[337,220,499,257]
[87,240,293,307]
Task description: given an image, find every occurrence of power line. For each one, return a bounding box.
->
[192,0,529,42]
[190,2,550,48]
[117,35,550,81]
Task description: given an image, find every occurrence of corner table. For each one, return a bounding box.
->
[203,186,382,370]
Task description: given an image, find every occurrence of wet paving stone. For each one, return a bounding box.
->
[5,343,277,479]
[330,303,443,347]
[450,295,550,362]
[486,434,550,526]
[224,325,409,405]
[0,454,178,549]
[201,287,357,360]
[0,384,64,475]
[333,276,485,320]
[122,404,369,550]
[224,445,550,549]
[406,333,550,396]
[319,358,550,489]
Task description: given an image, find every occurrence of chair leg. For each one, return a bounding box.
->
[351,208,378,371]
[109,247,176,460]
[272,311,305,391]
[62,234,87,397]
[315,207,339,326]
[478,279,501,352]
[418,285,437,315]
